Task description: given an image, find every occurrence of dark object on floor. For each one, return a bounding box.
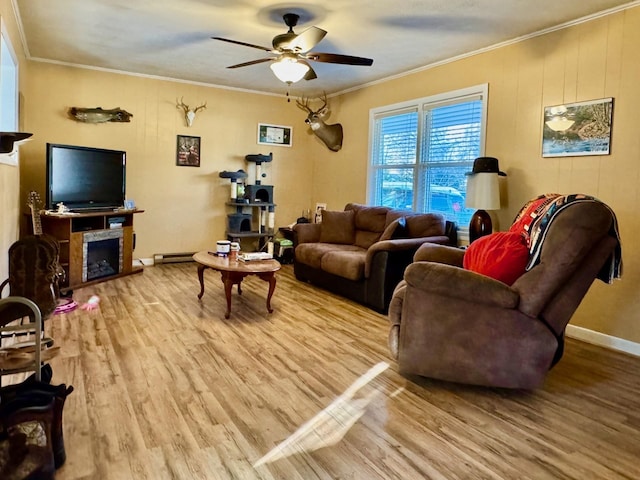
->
[25,364,53,385]
[0,393,56,479]
[1,376,74,470]
[388,195,621,389]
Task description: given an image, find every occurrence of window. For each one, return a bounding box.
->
[0,18,19,165]
[368,85,488,231]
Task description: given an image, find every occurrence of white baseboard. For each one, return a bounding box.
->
[566,325,640,357]
[133,257,154,266]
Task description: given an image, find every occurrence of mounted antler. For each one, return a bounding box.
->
[193,102,207,113]
[176,97,207,127]
[295,96,312,113]
[296,92,343,152]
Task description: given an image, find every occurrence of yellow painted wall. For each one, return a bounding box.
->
[312,7,640,343]
[0,0,28,282]
[11,5,640,344]
[19,64,315,260]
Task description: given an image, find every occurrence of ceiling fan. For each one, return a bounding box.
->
[212,13,373,84]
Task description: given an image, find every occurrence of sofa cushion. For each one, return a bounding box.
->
[319,210,356,244]
[353,205,389,231]
[295,243,362,269]
[345,204,390,249]
[405,213,446,238]
[463,231,529,285]
[353,231,379,250]
[321,249,367,281]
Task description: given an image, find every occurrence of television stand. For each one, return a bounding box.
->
[39,209,144,292]
[68,209,117,214]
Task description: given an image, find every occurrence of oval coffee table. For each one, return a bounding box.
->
[193,251,281,319]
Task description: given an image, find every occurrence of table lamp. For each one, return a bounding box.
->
[465,157,506,242]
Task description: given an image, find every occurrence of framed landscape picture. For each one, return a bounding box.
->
[542,98,613,157]
[176,135,201,167]
[258,123,292,147]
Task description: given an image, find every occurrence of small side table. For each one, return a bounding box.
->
[276,227,295,264]
[278,226,294,241]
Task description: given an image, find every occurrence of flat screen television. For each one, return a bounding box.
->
[45,143,126,211]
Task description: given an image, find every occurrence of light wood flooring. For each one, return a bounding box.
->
[16,263,640,479]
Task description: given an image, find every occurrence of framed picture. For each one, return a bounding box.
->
[542,98,613,157]
[314,202,327,223]
[258,123,292,147]
[176,135,201,167]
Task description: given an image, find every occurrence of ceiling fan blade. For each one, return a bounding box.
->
[288,27,327,53]
[299,61,317,81]
[307,52,373,66]
[227,58,273,69]
[212,37,273,52]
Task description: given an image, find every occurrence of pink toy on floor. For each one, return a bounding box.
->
[81,295,100,311]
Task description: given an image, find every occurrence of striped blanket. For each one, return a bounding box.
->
[513,194,622,283]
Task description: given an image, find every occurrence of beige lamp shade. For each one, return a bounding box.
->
[465,172,500,210]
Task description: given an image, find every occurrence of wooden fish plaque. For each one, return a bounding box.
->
[68,107,133,123]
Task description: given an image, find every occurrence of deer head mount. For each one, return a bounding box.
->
[176,97,207,127]
[296,93,343,152]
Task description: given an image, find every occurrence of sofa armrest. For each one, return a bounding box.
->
[364,236,450,278]
[413,243,465,267]
[293,223,322,245]
[404,262,520,309]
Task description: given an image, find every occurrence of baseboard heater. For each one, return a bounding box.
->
[153,252,196,264]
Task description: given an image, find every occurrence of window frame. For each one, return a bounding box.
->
[0,17,20,166]
[367,84,489,235]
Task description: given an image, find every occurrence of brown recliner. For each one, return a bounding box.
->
[388,197,622,389]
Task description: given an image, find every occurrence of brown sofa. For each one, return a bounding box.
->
[293,203,457,312]
[388,195,622,389]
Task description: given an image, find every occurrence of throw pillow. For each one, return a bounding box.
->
[405,214,445,238]
[379,217,408,241]
[319,210,356,245]
[463,231,529,285]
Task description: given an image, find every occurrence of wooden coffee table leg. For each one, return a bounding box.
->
[221,272,234,319]
[197,265,208,299]
[258,272,277,314]
[220,271,247,319]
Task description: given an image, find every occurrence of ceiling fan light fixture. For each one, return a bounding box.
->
[270,56,310,84]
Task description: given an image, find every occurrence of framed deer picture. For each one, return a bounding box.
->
[176,135,201,167]
[258,123,292,147]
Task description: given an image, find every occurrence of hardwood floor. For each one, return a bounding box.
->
[20,263,640,479]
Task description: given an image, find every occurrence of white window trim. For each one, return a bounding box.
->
[367,84,489,240]
[0,16,20,166]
